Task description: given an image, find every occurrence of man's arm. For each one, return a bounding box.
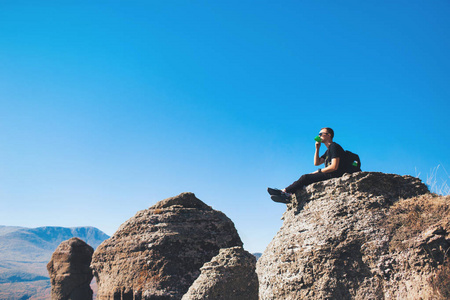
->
[322,157,340,173]
[317,142,341,173]
[312,157,340,174]
[314,142,325,166]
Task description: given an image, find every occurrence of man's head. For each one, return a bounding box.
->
[319,127,334,141]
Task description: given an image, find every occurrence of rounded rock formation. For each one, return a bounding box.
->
[47,237,94,300]
[91,192,243,300]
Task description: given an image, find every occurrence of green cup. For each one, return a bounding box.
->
[314,136,322,143]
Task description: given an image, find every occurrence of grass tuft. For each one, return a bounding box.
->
[417,165,450,196]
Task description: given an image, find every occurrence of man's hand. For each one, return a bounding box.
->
[315,141,321,148]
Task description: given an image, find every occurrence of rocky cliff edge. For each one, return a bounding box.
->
[257,172,450,300]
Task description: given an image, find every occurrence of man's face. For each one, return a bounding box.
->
[319,130,331,142]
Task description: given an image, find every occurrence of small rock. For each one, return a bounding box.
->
[182,246,258,300]
[47,237,94,300]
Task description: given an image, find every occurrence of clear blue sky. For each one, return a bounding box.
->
[1,1,449,252]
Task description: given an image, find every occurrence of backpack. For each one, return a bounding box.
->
[343,150,361,174]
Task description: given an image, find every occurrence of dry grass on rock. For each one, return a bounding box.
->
[385,194,450,252]
[385,194,450,299]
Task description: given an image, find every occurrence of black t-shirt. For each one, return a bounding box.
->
[320,142,345,175]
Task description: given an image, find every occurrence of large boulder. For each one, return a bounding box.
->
[257,172,449,299]
[91,192,243,299]
[182,246,259,300]
[47,237,94,300]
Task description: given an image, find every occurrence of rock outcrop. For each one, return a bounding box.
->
[91,192,243,299]
[47,237,94,300]
[257,172,450,299]
[47,172,449,300]
[182,246,259,300]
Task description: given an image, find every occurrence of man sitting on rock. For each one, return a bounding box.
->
[268,127,346,204]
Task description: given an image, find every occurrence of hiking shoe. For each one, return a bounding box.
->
[267,187,282,196]
[271,194,291,204]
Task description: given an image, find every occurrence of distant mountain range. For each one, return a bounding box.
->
[0,225,109,300]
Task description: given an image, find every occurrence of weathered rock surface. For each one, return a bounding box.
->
[91,192,243,299]
[257,172,449,299]
[182,246,258,300]
[47,237,94,300]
